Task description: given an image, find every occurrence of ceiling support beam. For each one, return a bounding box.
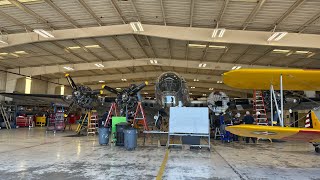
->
[297,12,320,33]
[0,10,32,31]
[201,43,210,61]
[249,47,273,65]
[160,0,166,25]
[110,0,126,24]
[233,46,254,63]
[189,0,194,27]
[78,0,103,26]
[8,0,53,29]
[168,39,172,59]
[216,0,229,26]
[133,35,149,58]
[7,58,274,77]
[72,40,104,62]
[112,36,134,59]
[92,38,119,60]
[44,0,79,28]
[32,43,73,63]
[272,0,306,27]
[50,42,89,63]
[217,45,232,63]
[242,0,266,30]
[1,24,320,49]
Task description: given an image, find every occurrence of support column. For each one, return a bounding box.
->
[47,80,59,95]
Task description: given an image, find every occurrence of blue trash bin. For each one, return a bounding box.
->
[99,127,110,145]
[124,128,138,150]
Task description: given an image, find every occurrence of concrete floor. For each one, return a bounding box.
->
[0,128,319,180]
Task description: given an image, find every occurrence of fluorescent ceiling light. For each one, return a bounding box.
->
[294,50,310,54]
[63,66,74,71]
[116,88,121,90]
[272,49,290,53]
[231,66,241,70]
[267,32,287,41]
[0,39,8,44]
[217,81,223,84]
[15,51,28,54]
[193,79,199,82]
[150,59,158,64]
[189,93,192,95]
[307,52,316,58]
[0,0,11,6]
[209,45,227,49]
[85,45,101,48]
[198,63,207,68]
[33,29,54,38]
[209,88,214,90]
[130,22,144,32]
[191,87,195,89]
[0,52,8,55]
[94,63,104,68]
[144,92,148,94]
[10,53,19,57]
[67,46,81,50]
[212,28,226,38]
[189,44,206,48]
[121,78,127,82]
[99,80,105,83]
[202,94,207,96]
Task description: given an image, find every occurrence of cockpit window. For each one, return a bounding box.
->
[158,73,181,92]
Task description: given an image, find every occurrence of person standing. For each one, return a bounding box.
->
[243,111,256,143]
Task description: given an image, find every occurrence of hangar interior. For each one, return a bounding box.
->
[0,0,320,179]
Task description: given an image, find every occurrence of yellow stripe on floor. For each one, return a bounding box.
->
[156,149,170,180]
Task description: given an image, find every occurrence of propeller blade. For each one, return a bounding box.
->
[102,85,119,94]
[65,74,78,90]
[129,81,148,95]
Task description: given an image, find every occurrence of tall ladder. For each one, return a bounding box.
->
[0,105,11,129]
[253,90,268,125]
[104,103,118,127]
[133,102,149,131]
[87,111,98,135]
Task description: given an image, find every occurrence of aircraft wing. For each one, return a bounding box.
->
[223,69,320,90]
[226,125,320,142]
[0,93,72,106]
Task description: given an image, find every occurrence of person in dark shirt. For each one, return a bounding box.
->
[243,111,256,143]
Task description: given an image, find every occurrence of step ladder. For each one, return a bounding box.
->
[253,90,268,125]
[75,112,88,134]
[0,105,11,129]
[133,102,149,131]
[214,127,221,140]
[87,111,98,135]
[104,103,118,127]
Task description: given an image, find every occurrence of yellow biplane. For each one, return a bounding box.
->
[223,69,320,153]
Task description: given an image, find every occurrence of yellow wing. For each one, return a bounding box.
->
[223,69,320,90]
[226,125,320,142]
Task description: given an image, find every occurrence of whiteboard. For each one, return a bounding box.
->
[169,107,209,134]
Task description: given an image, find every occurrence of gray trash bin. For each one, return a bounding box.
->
[99,127,110,145]
[124,128,138,150]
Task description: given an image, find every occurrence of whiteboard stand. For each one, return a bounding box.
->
[167,107,211,150]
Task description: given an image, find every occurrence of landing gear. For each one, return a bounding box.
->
[313,143,320,153]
